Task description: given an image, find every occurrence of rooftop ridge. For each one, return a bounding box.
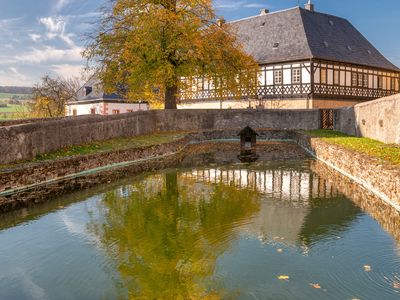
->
[227,6,352,25]
[228,6,299,24]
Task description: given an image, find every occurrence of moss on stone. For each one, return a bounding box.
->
[0,132,185,170]
[305,130,400,165]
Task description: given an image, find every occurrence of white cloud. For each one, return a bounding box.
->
[29,33,41,42]
[16,46,83,64]
[0,68,31,86]
[55,0,74,12]
[39,16,75,47]
[9,67,27,81]
[0,17,22,36]
[51,64,84,78]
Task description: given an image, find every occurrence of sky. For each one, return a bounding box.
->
[0,0,399,87]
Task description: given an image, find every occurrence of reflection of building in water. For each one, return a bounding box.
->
[181,166,340,202]
[181,166,360,247]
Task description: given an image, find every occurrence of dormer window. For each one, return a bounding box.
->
[85,86,93,96]
[273,42,279,48]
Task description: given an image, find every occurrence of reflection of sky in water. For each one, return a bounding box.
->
[0,162,399,299]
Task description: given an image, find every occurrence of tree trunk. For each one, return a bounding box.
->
[164,85,178,109]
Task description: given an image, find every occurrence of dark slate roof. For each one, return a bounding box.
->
[76,78,126,102]
[238,126,259,136]
[230,7,399,71]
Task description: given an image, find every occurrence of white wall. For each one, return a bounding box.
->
[66,103,103,116]
[66,102,149,116]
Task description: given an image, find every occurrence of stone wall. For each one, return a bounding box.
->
[334,94,400,144]
[0,132,306,213]
[295,132,400,210]
[0,109,319,164]
[0,129,295,194]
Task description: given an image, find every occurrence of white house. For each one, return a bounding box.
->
[66,80,149,117]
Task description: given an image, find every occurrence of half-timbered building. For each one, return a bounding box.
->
[178,2,400,109]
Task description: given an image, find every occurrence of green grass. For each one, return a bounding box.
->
[34,132,186,161]
[305,130,400,165]
[0,93,32,100]
[0,104,25,113]
[0,104,28,120]
[0,132,186,170]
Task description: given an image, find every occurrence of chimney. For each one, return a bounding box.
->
[260,8,269,15]
[305,0,315,12]
[85,86,93,96]
[217,17,225,27]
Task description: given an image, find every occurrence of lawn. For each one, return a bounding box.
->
[0,104,28,120]
[0,93,32,100]
[0,132,186,170]
[305,130,400,165]
[0,104,25,113]
[34,132,186,161]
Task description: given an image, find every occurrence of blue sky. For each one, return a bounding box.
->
[0,0,399,87]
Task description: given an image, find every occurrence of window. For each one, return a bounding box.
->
[351,73,358,86]
[334,70,340,85]
[377,76,383,89]
[90,108,96,115]
[321,68,327,84]
[72,109,77,116]
[196,78,203,90]
[274,70,282,85]
[292,68,301,84]
[390,78,396,91]
[127,109,134,113]
[363,74,368,88]
[112,109,120,115]
[357,73,363,87]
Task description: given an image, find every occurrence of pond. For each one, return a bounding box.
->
[0,156,400,299]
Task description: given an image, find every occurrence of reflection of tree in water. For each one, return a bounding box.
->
[88,171,260,299]
[299,196,361,246]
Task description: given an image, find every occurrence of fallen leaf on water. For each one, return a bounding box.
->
[309,283,321,289]
[277,275,289,280]
[277,248,283,253]
[393,281,400,289]
[363,265,372,272]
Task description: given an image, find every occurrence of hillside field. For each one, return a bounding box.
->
[0,104,28,120]
[0,92,32,101]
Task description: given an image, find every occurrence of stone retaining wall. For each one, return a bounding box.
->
[0,109,319,164]
[2,129,399,214]
[0,131,306,213]
[334,94,400,144]
[0,129,295,193]
[295,132,400,210]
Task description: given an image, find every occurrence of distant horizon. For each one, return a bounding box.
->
[1,0,399,87]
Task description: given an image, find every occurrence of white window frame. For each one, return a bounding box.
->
[274,70,283,85]
[292,68,301,84]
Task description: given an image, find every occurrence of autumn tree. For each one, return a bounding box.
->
[30,75,80,118]
[87,171,260,298]
[84,0,258,109]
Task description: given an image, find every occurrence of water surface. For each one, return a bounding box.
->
[1,159,399,299]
